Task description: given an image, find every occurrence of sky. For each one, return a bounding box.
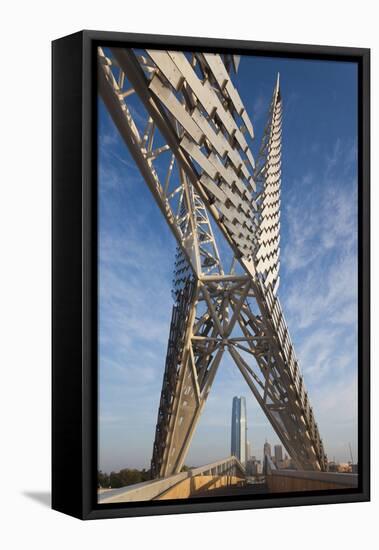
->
[98,51,358,473]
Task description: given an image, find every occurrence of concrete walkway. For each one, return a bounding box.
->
[192,482,269,498]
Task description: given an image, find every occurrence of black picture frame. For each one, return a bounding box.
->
[52,30,370,520]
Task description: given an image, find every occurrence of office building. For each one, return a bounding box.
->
[247,440,252,461]
[263,440,272,459]
[231,396,247,464]
[274,444,283,465]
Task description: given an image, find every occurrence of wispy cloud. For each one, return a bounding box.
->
[284,248,357,330]
[252,94,267,121]
[311,371,358,461]
[279,138,358,444]
[282,173,357,274]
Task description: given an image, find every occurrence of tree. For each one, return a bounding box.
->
[99,467,153,488]
[97,470,110,488]
[109,471,123,488]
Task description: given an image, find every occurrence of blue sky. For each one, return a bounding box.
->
[98,53,358,472]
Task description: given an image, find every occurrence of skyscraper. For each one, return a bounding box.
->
[274,444,283,465]
[263,440,272,459]
[231,396,247,464]
[247,440,252,461]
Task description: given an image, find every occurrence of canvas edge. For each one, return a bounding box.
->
[52,30,370,520]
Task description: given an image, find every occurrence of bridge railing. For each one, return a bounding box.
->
[263,453,358,491]
[98,456,245,504]
[266,467,358,492]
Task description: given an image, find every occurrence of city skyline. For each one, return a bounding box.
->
[98,52,358,473]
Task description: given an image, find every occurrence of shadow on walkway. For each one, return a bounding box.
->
[192,483,269,498]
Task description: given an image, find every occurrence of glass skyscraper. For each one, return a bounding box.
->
[263,440,272,458]
[231,396,247,464]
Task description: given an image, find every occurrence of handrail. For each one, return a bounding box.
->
[267,468,358,487]
[98,456,245,503]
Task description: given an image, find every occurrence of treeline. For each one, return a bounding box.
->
[98,468,151,489]
[98,465,192,489]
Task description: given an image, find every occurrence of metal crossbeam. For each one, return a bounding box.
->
[98,46,328,478]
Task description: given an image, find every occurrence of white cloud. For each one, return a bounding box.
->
[99,121,119,147]
[252,94,267,121]
[284,248,357,330]
[277,137,358,460]
[282,175,357,275]
[310,372,358,461]
[99,232,175,353]
[295,325,355,383]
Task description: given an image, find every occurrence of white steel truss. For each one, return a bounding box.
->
[254,74,282,293]
[98,46,328,478]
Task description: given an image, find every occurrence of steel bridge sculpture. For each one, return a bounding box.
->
[98,46,328,479]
